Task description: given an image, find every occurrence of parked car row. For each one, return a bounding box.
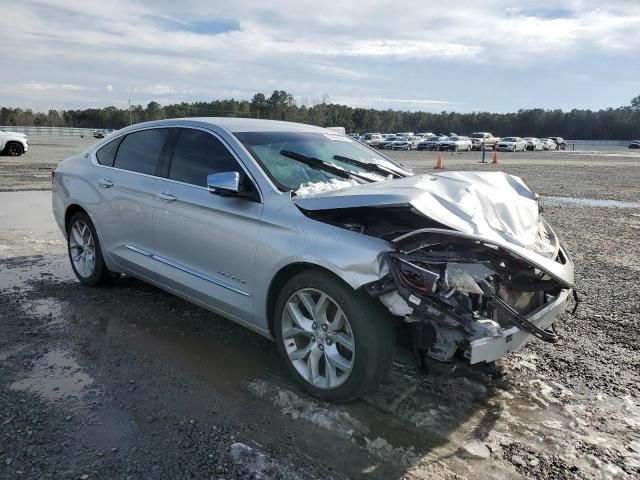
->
[351,132,568,152]
[496,137,566,152]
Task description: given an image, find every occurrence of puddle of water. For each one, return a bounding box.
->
[0,255,73,291]
[24,296,67,320]
[10,349,94,401]
[345,399,445,452]
[0,345,25,362]
[542,196,640,209]
[84,297,280,396]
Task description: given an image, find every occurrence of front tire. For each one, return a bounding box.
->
[4,142,23,156]
[67,212,113,287]
[273,270,395,402]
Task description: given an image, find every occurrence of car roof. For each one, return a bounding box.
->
[119,117,330,134]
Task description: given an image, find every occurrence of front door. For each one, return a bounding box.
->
[152,128,263,324]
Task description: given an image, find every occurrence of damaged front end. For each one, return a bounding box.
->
[365,227,575,365]
[294,171,576,367]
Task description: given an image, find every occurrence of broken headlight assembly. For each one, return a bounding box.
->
[366,233,573,366]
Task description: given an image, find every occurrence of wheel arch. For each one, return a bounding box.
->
[265,262,355,337]
[64,204,89,232]
[4,140,25,154]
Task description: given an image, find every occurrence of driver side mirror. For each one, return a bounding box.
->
[207,171,240,195]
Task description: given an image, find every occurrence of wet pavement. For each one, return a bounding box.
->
[1,158,640,478]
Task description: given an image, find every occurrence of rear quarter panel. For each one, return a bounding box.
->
[52,153,120,271]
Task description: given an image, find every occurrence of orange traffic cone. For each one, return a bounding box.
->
[491,151,498,164]
[434,153,443,169]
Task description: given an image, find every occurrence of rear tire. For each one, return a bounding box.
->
[273,270,395,402]
[67,212,113,287]
[4,142,23,156]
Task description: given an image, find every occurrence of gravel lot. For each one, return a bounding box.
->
[1,137,639,479]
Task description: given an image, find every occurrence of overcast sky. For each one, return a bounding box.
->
[1,0,639,113]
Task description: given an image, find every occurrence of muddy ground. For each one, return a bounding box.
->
[0,137,639,479]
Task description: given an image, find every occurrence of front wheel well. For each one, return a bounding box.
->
[4,141,24,152]
[266,263,353,336]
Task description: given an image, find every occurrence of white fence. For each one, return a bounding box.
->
[566,139,632,146]
[0,126,95,137]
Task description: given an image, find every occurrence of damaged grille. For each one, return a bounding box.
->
[497,286,544,316]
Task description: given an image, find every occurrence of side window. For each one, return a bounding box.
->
[168,129,239,187]
[95,136,123,167]
[113,128,170,176]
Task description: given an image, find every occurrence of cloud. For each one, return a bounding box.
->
[20,82,89,92]
[134,85,178,95]
[0,0,639,112]
[334,97,455,109]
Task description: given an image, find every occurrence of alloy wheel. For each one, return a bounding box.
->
[281,288,355,389]
[69,220,96,278]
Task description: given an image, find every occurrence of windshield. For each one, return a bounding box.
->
[234,131,410,192]
[470,133,485,138]
[502,137,518,142]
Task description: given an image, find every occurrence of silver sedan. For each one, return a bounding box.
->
[52,118,575,401]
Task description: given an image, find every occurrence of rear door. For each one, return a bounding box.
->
[152,127,264,323]
[93,128,171,278]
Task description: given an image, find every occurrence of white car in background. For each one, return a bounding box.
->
[496,137,527,152]
[360,133,383,146]
[523,138,544,151]
[539,138,558,150]
[392,136,422,150]
[378,135,398,149]
[438,136,472,152]
[0,130,29,156]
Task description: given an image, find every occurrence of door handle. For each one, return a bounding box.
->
[98,178,114,188]
[157,192,177,202]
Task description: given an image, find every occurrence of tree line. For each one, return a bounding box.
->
[2,91,640,139]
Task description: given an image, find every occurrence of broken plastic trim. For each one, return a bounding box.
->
[380,250,563,344]
[491,295,558,343]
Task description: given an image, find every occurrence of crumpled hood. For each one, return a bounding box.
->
[293,171,545,251]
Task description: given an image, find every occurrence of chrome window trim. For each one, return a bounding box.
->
[91,125,264,203]
[125,245,250,297]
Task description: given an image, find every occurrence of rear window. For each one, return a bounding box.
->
[95,136,124,167]
[114,128,170,176]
